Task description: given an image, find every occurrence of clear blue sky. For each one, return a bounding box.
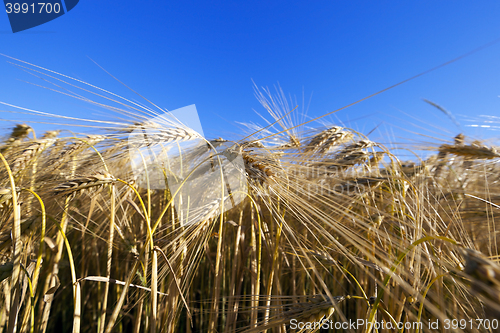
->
[1,1,500,151]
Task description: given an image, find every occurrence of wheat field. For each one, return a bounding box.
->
[0,59,499,333]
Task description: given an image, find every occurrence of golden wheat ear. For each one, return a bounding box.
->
[53,172,115,198]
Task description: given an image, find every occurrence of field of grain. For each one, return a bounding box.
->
[0,62,500,333]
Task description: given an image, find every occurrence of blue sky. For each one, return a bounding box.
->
[1,1,500,153]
